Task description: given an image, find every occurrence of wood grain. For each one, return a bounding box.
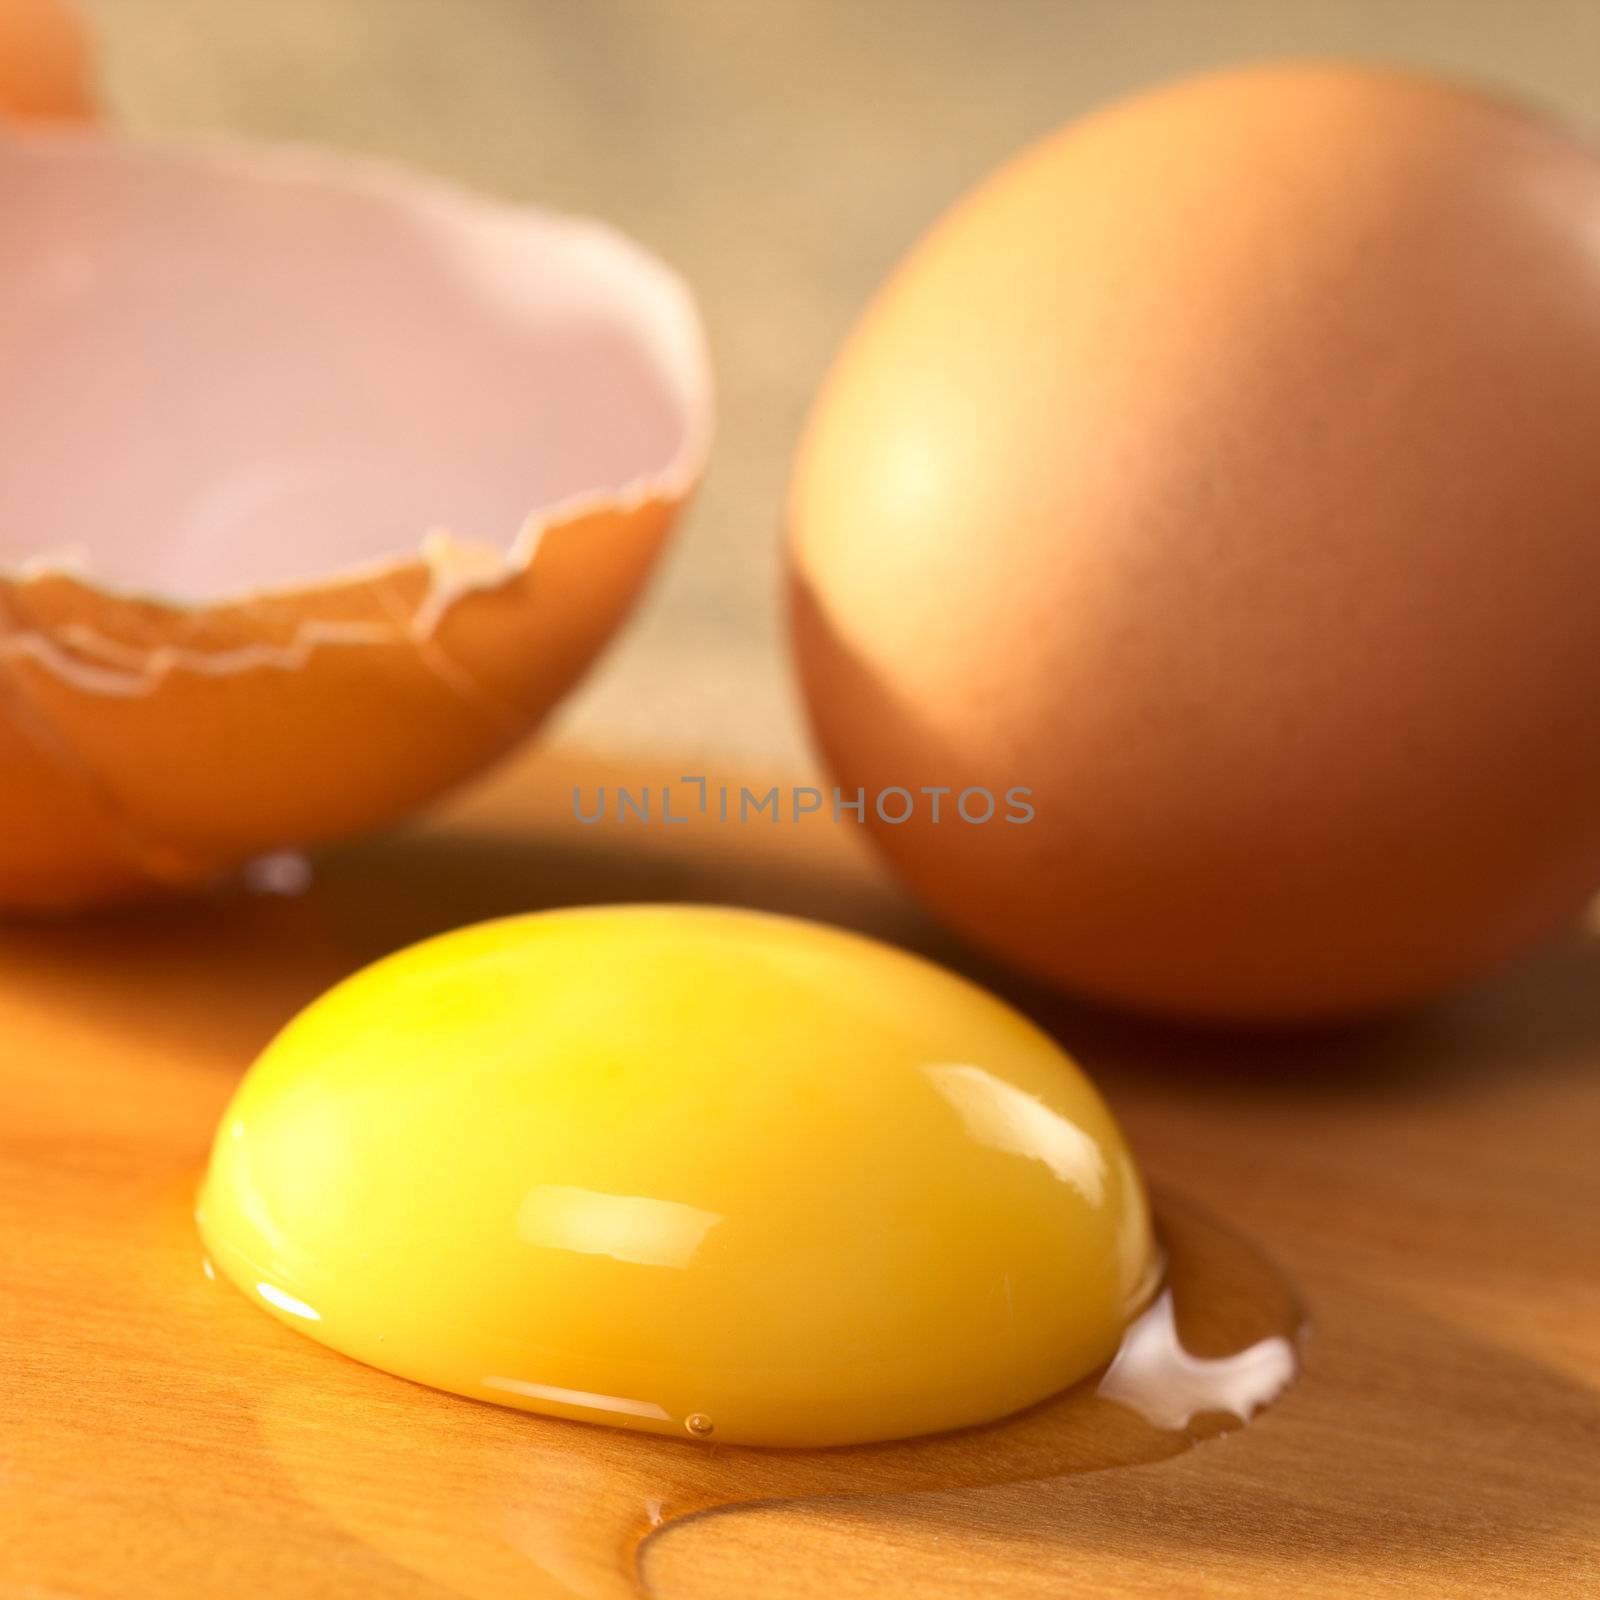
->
[3,742,1598,1598]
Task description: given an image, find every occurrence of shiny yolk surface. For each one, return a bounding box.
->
[197,905,1158,1447]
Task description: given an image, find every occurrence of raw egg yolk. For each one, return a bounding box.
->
[198,905,1158,1447]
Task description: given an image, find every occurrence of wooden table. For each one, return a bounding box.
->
[3,743,1597,1598]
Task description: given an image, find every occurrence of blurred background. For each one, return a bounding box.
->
[96,0,1600,769]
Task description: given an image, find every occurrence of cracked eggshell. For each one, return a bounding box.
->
[0,0,95,120]
[0,131,711,910]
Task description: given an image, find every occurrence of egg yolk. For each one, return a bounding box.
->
[198,905,1158,1447]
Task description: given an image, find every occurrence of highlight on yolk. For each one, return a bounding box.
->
[197,905,1159,1448]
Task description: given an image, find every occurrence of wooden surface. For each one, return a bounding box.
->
[3,741,1599,1599]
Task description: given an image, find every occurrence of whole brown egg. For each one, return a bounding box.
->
[788,63,1600,1023]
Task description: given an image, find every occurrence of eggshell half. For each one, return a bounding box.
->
[0,131,710,909]
[789,63,1600,1023]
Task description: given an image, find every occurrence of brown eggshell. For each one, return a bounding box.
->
[789,63,1600,1023]
[0,0,95,121]
[0,132,709,910]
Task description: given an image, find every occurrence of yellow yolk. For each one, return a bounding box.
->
[197,905,1158,1447]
